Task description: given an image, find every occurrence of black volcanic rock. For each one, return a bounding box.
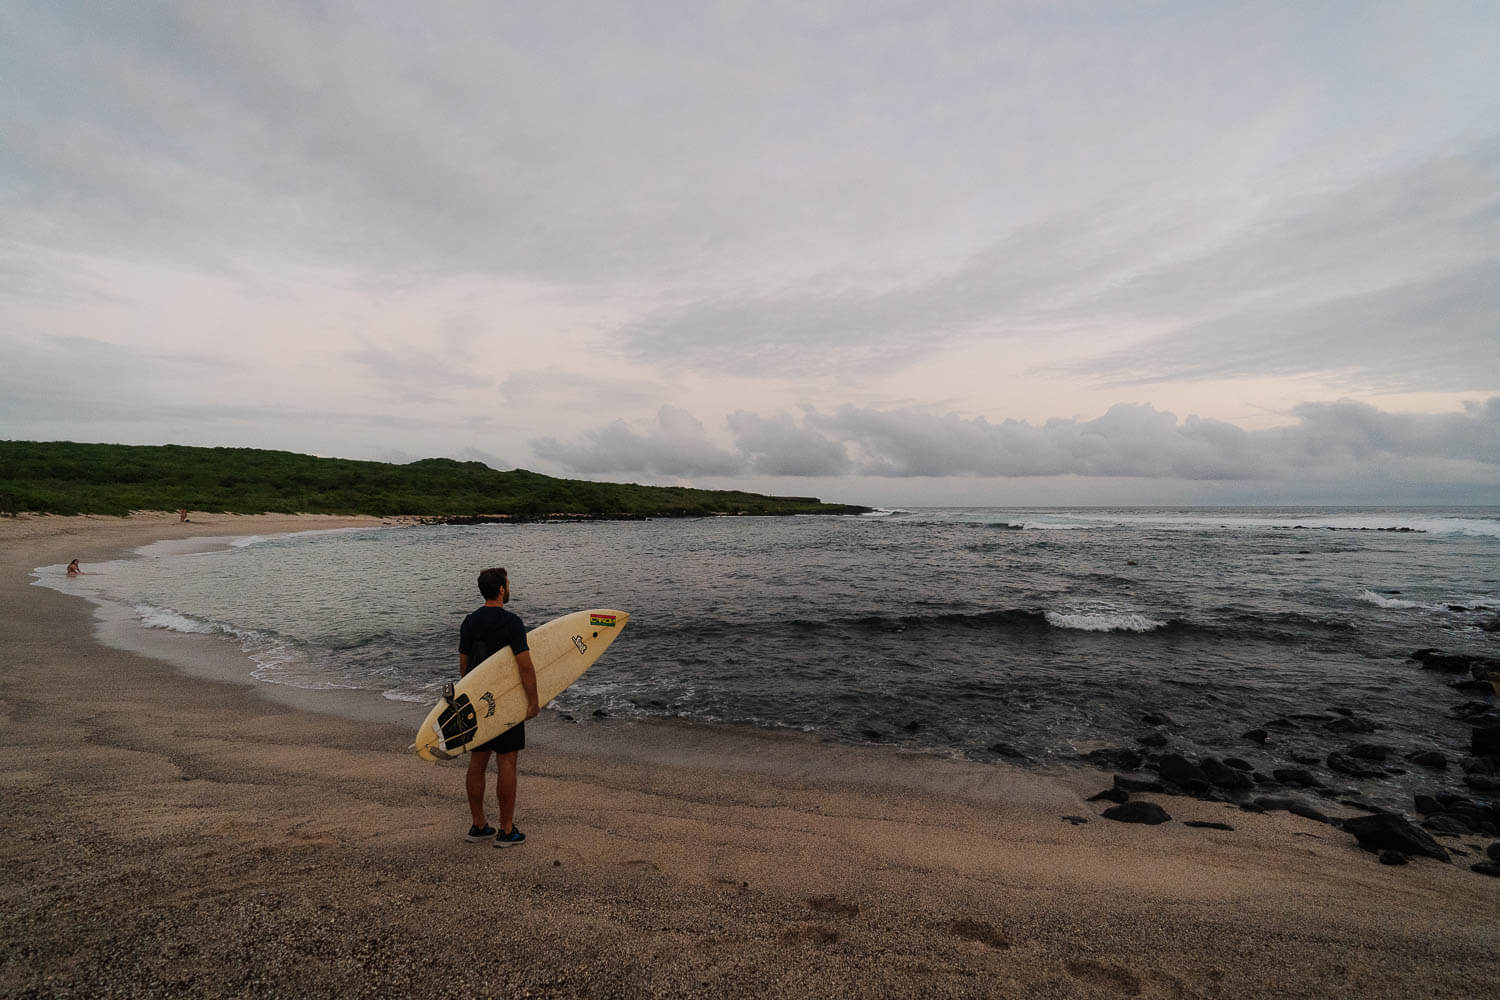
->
[1436,792,1479,812]
[1463,756,1499,776]
[1414,794,1443,815]
[1085,748,1144,772]
[1348,743,1391,762]
[988,742,1030,760]
[1380,850,1409,866]
[1406,750,1448,770]
[1450,702,1496,721]
[1343,813,1451,863]
[1102,801,1171,825]
[1242,729,1269,744]
[1247,796,1338,827]
[1272,767,1321,788]
[1113,774,1166,794]
[1183,821,1234,831]
[1202,757,1253,791]
[1325,714,1379,735]
[1422,814,1474,836]
[1088,786,1130,803]
[1158,754,1209,792]
[1470,862,1500,877]
[1473,723,1500,757]
[1412,649,1469,671]
[1327,751,1386,779]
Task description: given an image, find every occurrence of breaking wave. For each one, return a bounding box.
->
[135,604,223,635]
[1043,610,1168,632]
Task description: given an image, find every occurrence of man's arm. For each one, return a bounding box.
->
[516,650,540,719]
[458,652,469,677]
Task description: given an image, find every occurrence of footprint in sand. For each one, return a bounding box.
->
[781,924,839,946]
[806,894,860,917]
[1065,959,1143,996]
[947,918,1011,950]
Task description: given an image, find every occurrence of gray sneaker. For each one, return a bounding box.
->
[494,826,525,848]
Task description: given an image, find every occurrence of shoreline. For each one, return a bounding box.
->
[15,511,1114,805]
[2,514,1497,997]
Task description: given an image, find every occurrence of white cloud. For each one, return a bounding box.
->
[531,405,741,477]
[536,397,1500,494]
[727,410,852,477]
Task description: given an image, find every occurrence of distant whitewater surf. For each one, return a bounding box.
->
[1044,608,1167,633]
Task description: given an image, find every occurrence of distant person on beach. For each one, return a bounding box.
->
[66,559,81,576]
[458,566,539,847]
[178,509,189,523]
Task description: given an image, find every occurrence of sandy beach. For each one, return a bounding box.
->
[1,514,1496,999]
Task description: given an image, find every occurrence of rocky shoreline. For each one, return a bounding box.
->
[1080,647,1500,877]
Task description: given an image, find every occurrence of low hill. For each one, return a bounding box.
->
[0,441,871,518]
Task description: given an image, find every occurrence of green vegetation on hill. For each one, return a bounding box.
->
[0,440,870,518]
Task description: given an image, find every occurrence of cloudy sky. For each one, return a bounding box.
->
[3,1,1497,505]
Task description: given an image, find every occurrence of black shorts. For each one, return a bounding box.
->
[473,721,524,755]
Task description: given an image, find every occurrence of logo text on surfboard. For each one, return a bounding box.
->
[572,635,588,654]
[590,614,617,627]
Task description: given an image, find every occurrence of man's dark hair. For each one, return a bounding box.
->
[477,567,508,601]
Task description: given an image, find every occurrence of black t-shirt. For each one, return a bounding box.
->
[458,606,528,676]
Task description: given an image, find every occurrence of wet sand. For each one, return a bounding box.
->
[1,513,1496,998]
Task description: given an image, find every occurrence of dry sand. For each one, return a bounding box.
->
[1,513,1495,999]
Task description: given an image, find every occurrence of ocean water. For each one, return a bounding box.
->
[39,507,1500,810]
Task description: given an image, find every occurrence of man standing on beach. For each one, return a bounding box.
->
[459,567,539,847]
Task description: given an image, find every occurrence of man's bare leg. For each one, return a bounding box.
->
[466,750,492,827]
[496,751,519,833]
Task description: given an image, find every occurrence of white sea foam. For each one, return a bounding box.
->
[134,604,219,634]
[382,690,432,704]
[1044,610,1166,632]
[247,667,362,691]
[1011,510,1500,537]
[1356,590,1422,614]
[133,603,338,691]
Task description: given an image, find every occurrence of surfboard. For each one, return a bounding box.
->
[412,608,630,762]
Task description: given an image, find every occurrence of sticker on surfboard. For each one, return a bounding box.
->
[590,613,618,627]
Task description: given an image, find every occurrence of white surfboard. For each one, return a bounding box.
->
[413,608,630,762]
